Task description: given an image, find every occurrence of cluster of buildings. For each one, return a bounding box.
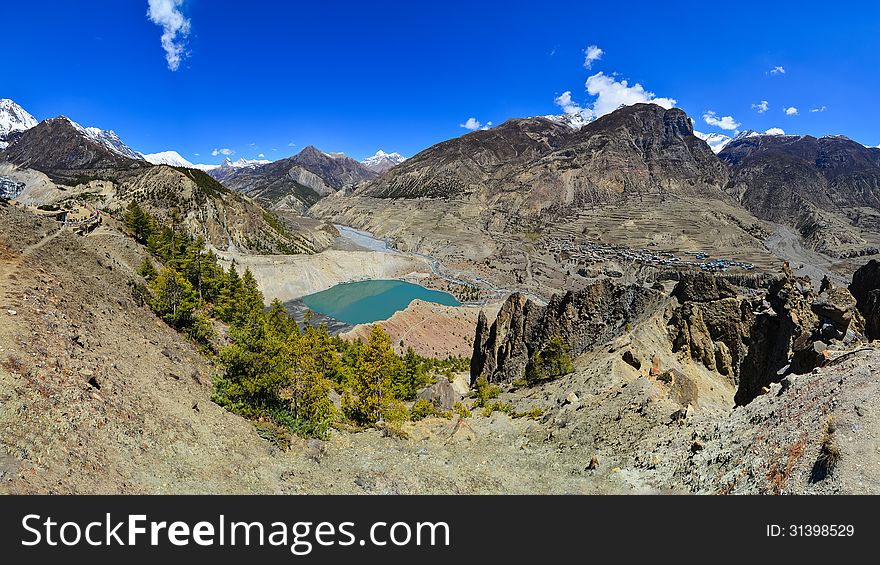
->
[548,236,755,273]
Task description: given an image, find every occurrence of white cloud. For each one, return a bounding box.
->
[811,106,827,113]
[765,127,786,135]
[288,142,297,147]
[784,106,799,116]
[553,91,596,121]
[702,111,741,131]
[460,117,484,130]
[585,72,676,117]
[752,100,769,114]
[212,148,234,156]
[769,66,786,75]
[583,45,603,69]
[258,153,265,158]
[554,73,676,121]
[147,0,191,72]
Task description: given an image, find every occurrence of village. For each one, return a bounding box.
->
[546,235,756,273]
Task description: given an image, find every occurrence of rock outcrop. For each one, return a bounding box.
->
[470,280,663,384]
[849,259,880,340]
[668,269,819,405]
[416,379,460,412]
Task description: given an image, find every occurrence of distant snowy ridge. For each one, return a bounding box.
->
[141,151,269,171]
[61,116,144,160]
[0,98,38,149]
[694,131,733,153]
[542,112,594,130]
[361,150,406,172]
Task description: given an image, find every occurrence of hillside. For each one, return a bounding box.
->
[1,116,148,180]
[720,134,880,257]
[0,118,318,254]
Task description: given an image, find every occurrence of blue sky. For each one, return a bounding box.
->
[3,0,878,163]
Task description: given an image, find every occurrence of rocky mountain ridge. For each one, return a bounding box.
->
[214,145,377,212]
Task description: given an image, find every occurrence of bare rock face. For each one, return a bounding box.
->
[849,259,880,340]
[470,280,663,384]
[668,270,819,405]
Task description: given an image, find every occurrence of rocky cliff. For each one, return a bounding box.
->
[470,280,664,384]
[849,259,880,339]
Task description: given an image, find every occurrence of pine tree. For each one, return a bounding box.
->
[124,201,154,243]
[525,335,572,384]
[266,298,298,340]
[219,315,288,409]
[149,267,199,329]
[344,325,400,424]
[137,256,158,281]
[239,268,264,322]
[215,263,242,322]
[392,346,423,400]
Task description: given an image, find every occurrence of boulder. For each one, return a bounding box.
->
[790,340,828,374]
[417,379,460,412]
[811,287,858,330]
[622,350,641,370]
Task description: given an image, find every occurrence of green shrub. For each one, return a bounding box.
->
[482,401,515,418]
[525,335,573,385]
[515,407,544,420]
[453,402,472,418]
[384,400,410,425]
[410,398,436,421]
[473,375,500,407]
[253,421,291,451]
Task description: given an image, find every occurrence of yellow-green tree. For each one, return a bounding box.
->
[344,325,401,424]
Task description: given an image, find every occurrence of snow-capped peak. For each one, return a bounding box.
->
[141,150,196,167]
[62,116,143,160]
[361,149,406,172]
[542,112,594,130]
[140,150,242,171]
[0,99,38,149]
[693,130,733,154]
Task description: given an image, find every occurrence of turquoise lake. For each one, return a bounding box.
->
[301,280,460,324]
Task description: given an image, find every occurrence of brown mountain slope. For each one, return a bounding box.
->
[2,202,878,494]
[720,134,880,257]
[0,117,148,181]
[352,104,730,216]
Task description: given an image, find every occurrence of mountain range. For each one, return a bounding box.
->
[3,96,880,265]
